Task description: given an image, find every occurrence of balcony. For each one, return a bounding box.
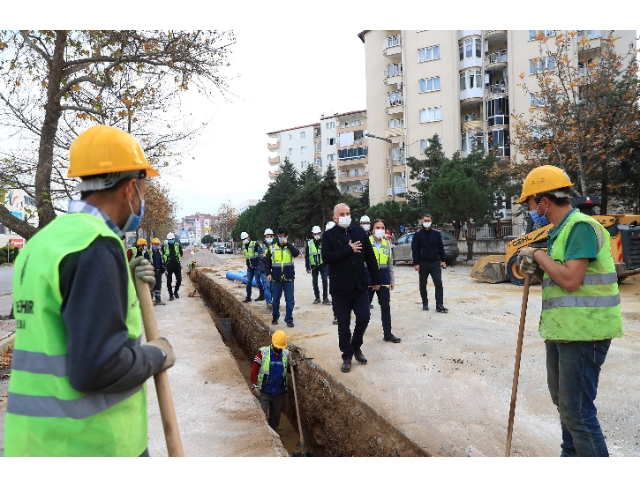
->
[386,126,404,138]
[268,155,280,165]
[484,30,507,41]
[486,83,508,96]
[460,86,483,102]
[462,120,483,132]
[383,35,402,57]
[345,185,366,195]
[485,49,508,70]
[339,172,368,183]
[385,93,404,115]
[267,141,279,151]
[387,186,406,196]
[458,30,482,39]
[268,169,281,180]
[336,123,367,133]
[384,64,403,86]
[338,157,367,168]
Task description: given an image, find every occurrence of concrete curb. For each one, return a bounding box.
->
[0,334,14,356]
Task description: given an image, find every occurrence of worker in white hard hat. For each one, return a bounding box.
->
[360,215,371,235]
[163,232,183,301]
[259,228,275,311]
[241,231,266,303]
[306,225,331,305]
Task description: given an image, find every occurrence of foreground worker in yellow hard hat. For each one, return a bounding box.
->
[4,125,176,456]
[250,330,290,431]
[516,165,623,457]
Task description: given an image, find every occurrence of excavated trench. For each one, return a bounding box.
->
[193,268,429,457]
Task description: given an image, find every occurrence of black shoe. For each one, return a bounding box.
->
[243,297,252,303]
[169,296,174,301]
[255,295,265,302]
[384,334,402,343]
[436,305,448,313]
[323,298,332,305]
[286,321,294,328]
[332,318,338,325]
[369,304,374,309]
[175,291,179,299]
[312,298,321,305]
[271,318,278,325]
[423,304,429,311]
[341,358,352,373]
[353,349,367,364]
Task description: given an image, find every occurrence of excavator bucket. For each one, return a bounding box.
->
[469,255,509,283]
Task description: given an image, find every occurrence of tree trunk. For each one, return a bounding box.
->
[34,30,68,231]
[467,239,474,261]
[600,164,609,215]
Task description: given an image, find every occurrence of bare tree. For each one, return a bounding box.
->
[214,201,239,243]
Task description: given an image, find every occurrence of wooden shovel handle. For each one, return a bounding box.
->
[290,364,305,448]
[505,273,530,457]
[135,276,185,457]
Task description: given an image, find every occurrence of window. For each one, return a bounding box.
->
[301,146,307,154]
[418,45,440,62]
[463,113,478,122]
[461,132,484,152]
[459,38,481,60]
[391,147,402,161]
[419,76,441,93]
[486,97,509,127]
[301,161,308,169]
[489,129,510,157]
[529,56,556,74]
[386,63,403,77]
[326,121,335,129]
[419,137,441,154]
[315,141,321,152]
[327,138,335,146]
[419,107,442,123]
[388,118,403,129]
[528,30,555,41]
[326,154,335,162]
[460,70,482,90]
[577,30,603,40]
[530,93,548,107]
[300,131,306,139]
[314,157,322,166]
[288,134,292,140]
[288,148,292,156]
[385,34,402,48]
[353,169,363,176]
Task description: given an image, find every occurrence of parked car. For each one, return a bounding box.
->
[392,229,459,265]
[214,244,225,254]
[224,246,234,254]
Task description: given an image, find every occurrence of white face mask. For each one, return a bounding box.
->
[338,216,351,228]
[265,237,273,244]
[243,238,250,244]
[423,221,432,229]
[313,234,321,240]
[362,224,370,232]
[374,229,385,239]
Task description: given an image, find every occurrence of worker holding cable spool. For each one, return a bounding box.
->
[4,125,177,456]
[516,165,623,457]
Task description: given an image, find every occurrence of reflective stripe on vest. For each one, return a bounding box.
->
[257,346,289,391]
[162,242,181,264]
[540,210,623,341]
[367,236,391,286]
[271,245,295,281]
[307,239,323,267]
[5,212,147,457]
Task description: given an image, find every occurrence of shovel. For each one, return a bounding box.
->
[290,364,313,457]
[505,273,531,457]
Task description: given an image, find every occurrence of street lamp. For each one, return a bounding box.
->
[365,131,395,201]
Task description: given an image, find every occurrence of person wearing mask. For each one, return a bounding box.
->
[240,231,265,304]
[411,214,448,313]
[360,215,371,235]
[150,237,166,306]
[530,209,550,228]
[322,203,381,373]
[134,238,150,261]
[367,219,401,343]
[4,125,175,457]
[259,229,275,311]
[517,165,622,457]
[163,232,183,301]
[305,225,330,305]
[266,227,300,327]
[250,330,290,431]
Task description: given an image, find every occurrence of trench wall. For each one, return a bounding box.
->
[194,268,428,457]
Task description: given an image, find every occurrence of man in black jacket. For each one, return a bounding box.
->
[322,203,381,373]
[411,213,448,312]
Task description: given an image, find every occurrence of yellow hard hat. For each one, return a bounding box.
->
[151,237,161,245]
[137,238,147,246]
[272,330,287,349]
[68,125,160,179]
[516,165,573,203]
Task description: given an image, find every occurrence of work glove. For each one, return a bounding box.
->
[517,247,540,275]
[130,256,155,285]
[143,337,176,371]
[251,384,261,399]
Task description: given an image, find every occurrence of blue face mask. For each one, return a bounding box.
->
[121,182,145,233]
[168,240,174,245]
[153,245,160,250]
[278,236,286,244]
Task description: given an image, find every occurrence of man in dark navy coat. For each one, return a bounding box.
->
[322,203,381,373]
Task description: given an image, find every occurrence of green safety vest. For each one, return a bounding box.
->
[270,244,295,281]
[307,239,323,267]
[243,241,259,259]
[162,242,181,265]
[257,346,289,391]
[368,236,391,287]
[5,212,147,457]
[540,210,623,341]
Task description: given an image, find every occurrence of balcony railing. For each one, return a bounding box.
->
[384,64,403,79]
[386,126,403,138]
[267,141,279,150]
[485,49,508,66]
[383,35,402,49]
[387,186,406,196]
[486,83,507,95]
[268,155,280,165]
[387,92,404,107]
[346,185,365,194]
[462,120,482,132]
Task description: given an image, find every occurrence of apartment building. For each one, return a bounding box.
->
[266,110,369,196]
[180,212,216,245]
[236,199,259,214]
[359,30,636,225]
[0,188,37,248]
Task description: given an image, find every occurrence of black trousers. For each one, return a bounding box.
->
[259,391,285,430]
[166,266,182,297]
[368,286,392,336]
[332,291,370,360]
[419,261,443,307]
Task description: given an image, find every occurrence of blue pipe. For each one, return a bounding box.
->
[225,270,259,287]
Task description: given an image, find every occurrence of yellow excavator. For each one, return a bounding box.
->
[470,196,640,285]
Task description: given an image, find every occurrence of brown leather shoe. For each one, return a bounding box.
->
[341,358,352,373]
[353,349,367,364]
